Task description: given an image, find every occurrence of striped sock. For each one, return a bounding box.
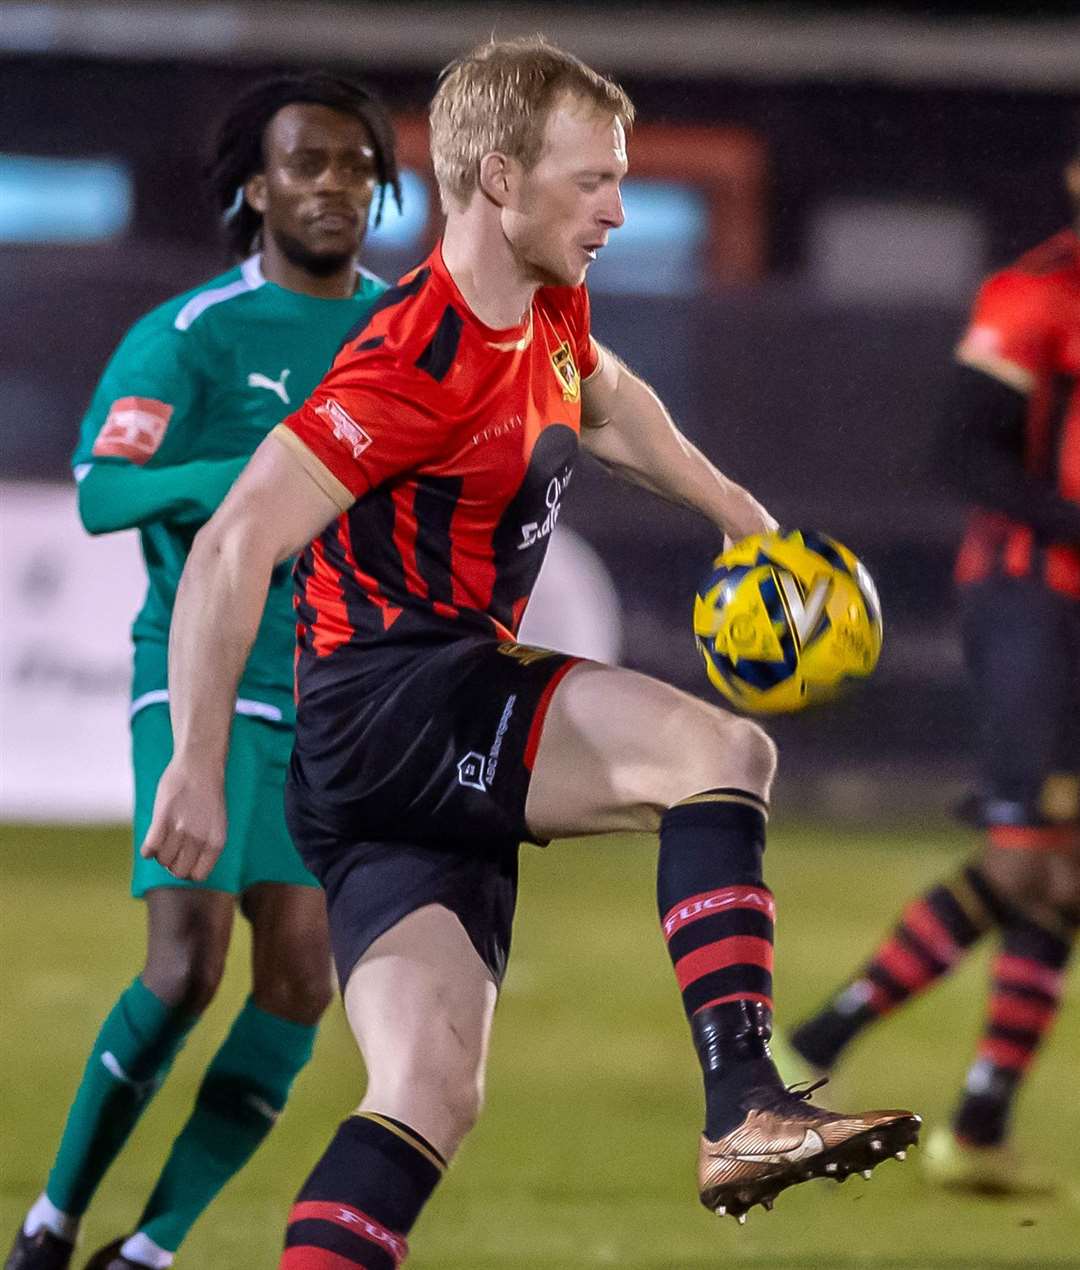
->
[658,789,780,1138]
[954,911,1075,1147]
[791,863,1001,1070]
[280,1113,445,1269]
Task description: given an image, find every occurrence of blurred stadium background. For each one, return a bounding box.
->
[1,3,1078,1266]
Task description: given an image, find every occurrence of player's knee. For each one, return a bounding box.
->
[434,1067,484,1142]
[726,716,778,794]
[981,844,1080,923]
[253,958,334,1025]
[143,943,227,1014]
[678,711,777,803]
[983,845,1049,910]
[399,1037,486,1144]
[618,708,778,829]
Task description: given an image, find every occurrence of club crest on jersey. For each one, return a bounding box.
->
[550,341,580,402]
[315,398,372,460]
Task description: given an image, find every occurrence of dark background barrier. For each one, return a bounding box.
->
[3,17,1077,805]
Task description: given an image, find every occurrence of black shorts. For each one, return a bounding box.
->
[960,577,1080,828]
[285,637,582,987]
[298,832,519,989]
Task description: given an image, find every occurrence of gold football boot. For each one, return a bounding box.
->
[698,1081,921,1221]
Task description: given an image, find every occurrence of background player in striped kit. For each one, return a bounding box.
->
[6,73,399,1270]
[789,147,1080,1195]
[142,38,919,1268]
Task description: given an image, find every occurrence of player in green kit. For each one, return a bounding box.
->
[6,74,399,1270]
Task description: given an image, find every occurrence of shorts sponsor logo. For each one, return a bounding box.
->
[92,396,173,464]
[518,466,573,550]
[457,751,487,792]
[485,693,516,786]
[457,695,518,793]
[315,398,373,460]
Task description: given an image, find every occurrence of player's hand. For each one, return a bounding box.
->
[723,496,779,550]
[140,758,227,883]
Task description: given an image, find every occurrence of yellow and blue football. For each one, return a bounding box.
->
[693,529,883,714]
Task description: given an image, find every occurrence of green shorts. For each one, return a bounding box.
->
[131,703,317,897]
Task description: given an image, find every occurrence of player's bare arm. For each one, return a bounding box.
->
[580,340,776,541]
[141,433,344,881]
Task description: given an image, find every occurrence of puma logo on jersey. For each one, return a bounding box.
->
[247,368,291,404]
[726,1128,825,1165]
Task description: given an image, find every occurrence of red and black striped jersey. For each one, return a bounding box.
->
[954,229,1080,597]
[275,241,600,694]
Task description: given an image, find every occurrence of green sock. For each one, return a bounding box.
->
[137,997,317,1251]
[46,977,197,1215]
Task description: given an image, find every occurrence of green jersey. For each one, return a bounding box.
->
[72,255,386,727]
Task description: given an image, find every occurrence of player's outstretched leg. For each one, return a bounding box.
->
[5,888,232,1270]
[923,899,1076,1196]
[279,905,495,1268]
[788,860,1004,1073]
[525,663,920,1224]
[657,791,920,1222]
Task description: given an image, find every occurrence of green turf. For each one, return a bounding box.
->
[1,822,1078,1268]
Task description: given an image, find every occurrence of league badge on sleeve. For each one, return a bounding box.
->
[92,397,173,464]
[315,398,373,460]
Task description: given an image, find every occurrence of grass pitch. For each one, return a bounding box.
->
[1,821,1078,1269]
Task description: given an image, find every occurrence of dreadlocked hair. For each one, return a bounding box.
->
[206,70,401,259]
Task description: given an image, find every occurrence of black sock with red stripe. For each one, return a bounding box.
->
[791,861,1004,1070]
[281,1113,445,1269]
[658,790,783,1139]
[953,909,1076,1147]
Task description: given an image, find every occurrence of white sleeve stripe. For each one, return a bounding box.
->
[129,688,284,723]
[173,256,264,331]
